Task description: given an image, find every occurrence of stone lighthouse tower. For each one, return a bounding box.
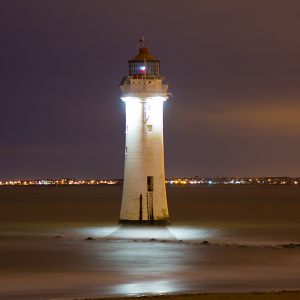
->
[119,39,170,225]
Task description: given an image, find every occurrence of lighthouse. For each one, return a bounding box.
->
[119,39,170,225]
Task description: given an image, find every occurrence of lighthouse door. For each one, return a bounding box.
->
[147,176,154,222]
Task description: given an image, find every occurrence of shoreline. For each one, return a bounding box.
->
[79,291,300,300]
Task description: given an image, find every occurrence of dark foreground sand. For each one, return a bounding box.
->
[81,291,300,300]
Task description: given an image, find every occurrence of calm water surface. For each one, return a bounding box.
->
[0,185,299,299]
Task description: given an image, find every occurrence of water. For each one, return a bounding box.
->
[0,185,299,299]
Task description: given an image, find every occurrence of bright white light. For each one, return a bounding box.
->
[139,65,146,72]
[147,96,167,102]
[121,96,140,103]
[75,226,217,242]
[121,96,166,103]
[146,97,165,128]
[167,226,217,241]
[76,226,120,238]
[114,280,180,295]
[122,97,166,131]
[109,227,176,240]
[123,97,142,128]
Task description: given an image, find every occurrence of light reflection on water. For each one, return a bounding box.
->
[113,279,183,296]
[168,226,218,241]
[75,225,218,242]
[1,186,300,298]
[72,225,209,296]
[75,226,120,238]
[75,225,217,296]
[1,225,300,299]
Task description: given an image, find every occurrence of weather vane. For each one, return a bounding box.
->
[138,36,149,49]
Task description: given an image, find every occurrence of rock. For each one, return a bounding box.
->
[149,238,156,242]
[202,240,210,245]
[54,235,62,239]
[283,243,300,249]
[85,237,96,241]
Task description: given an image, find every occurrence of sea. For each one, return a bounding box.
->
[0,185,299,299]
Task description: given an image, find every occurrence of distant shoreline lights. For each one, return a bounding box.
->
[0,177,299,186]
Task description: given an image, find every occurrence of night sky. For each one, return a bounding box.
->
[1,1,300,180]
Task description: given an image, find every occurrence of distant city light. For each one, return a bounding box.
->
[0,177,299,187]
[0,179,119,186]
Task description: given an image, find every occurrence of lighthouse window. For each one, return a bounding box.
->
[147,125,153,132]
[147,176,154,192]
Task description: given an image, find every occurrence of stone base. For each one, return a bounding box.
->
[119,219,170,226]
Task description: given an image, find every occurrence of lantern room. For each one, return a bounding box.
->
[128,47,160,78]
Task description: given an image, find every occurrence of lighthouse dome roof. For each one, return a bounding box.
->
[129,47,159,62]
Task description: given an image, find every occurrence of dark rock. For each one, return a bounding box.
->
[149,238,156,242]
[54,235,62,239]
[85,237,96,241]
[283,243,300,249]
[202,240,210,245]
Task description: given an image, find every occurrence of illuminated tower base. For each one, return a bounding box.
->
[119,42,170,225]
